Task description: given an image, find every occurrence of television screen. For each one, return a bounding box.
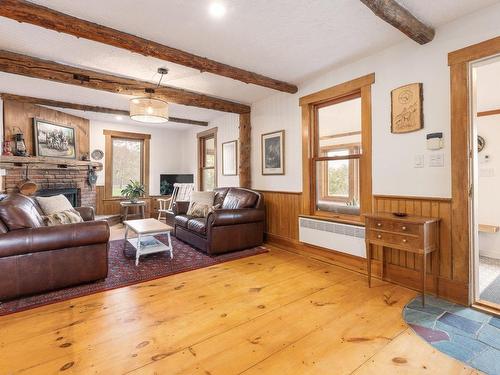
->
[160,174,194,195]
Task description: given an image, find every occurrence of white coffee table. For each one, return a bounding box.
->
[123,218,173,266]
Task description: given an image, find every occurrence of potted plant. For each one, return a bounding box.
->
[121,180,145,203]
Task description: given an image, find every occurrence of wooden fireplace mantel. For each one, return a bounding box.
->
[0,155,103,171]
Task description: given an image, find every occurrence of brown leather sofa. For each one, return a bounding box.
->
[0,194,109,301]
[174,187,265,255]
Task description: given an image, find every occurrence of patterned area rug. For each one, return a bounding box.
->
[0,235,268,316]
[404,295,500,375]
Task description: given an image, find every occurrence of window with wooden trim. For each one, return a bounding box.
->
[197,128,217,191]
[300,74,373,223]
[104,130,150,199]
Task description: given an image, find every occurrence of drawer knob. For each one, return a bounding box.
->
[402,239,408,243]
[377,223,382,227]
[377,234,382,239]
[402,226,407,231]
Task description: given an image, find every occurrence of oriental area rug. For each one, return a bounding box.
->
[0,235,267,316]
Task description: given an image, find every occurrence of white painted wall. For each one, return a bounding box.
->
[475,59,500,259]
[183,113,240,190]
[251,2,500,197]
[90,120,191,196]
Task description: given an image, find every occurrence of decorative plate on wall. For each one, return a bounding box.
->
[478,136,485,153]
[91,149,104,160]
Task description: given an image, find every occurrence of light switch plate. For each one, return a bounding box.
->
[429,153,444,167]
[0,169,6,176]
[414,155,424,168]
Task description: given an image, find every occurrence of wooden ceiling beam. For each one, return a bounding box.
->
[0,0,298,94]
[0,93,209,126]
[360,0,435,45]
[0,50,250,114]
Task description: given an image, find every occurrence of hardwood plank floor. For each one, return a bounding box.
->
[0,235,479,374]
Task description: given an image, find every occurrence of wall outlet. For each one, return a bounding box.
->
[414,155,424,168]
[429,153,444,167]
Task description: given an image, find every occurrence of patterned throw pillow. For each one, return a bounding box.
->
[43,209,84,226]
[187,203,220,218]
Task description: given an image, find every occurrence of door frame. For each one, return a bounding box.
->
[449,36,500,306]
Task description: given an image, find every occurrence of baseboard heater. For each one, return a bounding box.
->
[299,217,366,258]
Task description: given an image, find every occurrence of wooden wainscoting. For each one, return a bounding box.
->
[95,186,169,219]
[259,190,467,304]
[258,190,302,241]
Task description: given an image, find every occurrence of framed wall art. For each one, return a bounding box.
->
[33,119,77,159]
[261,130,285,175]
[222,140,238,176]
[391,83,423,134]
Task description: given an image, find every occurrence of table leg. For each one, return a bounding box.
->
[140,205,145,219]
[381,246,384,282]
[124,206,129,222]
[421,252,427,307]
[124,225,129,242]
[167,232,173,259]
[136,233,141,266]
[366,242,371,288]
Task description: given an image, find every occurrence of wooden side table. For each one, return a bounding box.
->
[364,213,440,306]
[120,200,146,222]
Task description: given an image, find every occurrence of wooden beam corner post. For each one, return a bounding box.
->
[239,113,251,188]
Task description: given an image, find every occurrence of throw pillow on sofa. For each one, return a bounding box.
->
[35,194,74,215]
[186,191,217,218]
[187,202,220,218]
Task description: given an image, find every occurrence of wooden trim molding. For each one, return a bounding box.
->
[448,36,500,66]
[374,194,452,202]
[197,127,218,191]
[300,74,374,222]
[103,129,151,140]
[477,108,500,117]
[0,49,250,114]
[299,73,375,106]
[448,38,500,305]
[0,0,297,94]
[104,129,150,199]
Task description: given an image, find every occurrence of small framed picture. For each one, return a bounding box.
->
[33,119,77,159]
[261,130,285,175]
[222,140,238,176]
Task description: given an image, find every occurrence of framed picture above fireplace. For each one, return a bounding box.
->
[33,119,77,159]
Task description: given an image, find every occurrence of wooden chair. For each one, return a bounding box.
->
[158,183,194,223]
[157,198,170,221]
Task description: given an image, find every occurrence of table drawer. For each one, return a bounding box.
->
[367,218,393,231]
[367,230,422,249]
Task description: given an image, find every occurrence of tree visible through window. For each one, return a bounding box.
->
[112,138,143,196]
[314,94,362,215]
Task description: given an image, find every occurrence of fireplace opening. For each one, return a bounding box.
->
[35,188,79,207]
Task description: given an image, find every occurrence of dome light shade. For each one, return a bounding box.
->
[130,97,169,123]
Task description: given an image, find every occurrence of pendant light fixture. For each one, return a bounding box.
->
[130,68,169,123]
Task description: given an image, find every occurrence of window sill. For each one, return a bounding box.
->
[299,214,365,227]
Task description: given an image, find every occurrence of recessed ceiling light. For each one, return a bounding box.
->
[115,115,123,121]
[209,2,226,18]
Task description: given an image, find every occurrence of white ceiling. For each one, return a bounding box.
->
[0,0,498,126]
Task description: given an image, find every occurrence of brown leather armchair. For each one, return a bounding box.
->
[0,194,109,301]
[174,187,265,255]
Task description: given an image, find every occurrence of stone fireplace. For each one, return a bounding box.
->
[1,158,101,209]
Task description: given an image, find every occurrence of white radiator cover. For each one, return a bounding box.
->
[299,217,366,258]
